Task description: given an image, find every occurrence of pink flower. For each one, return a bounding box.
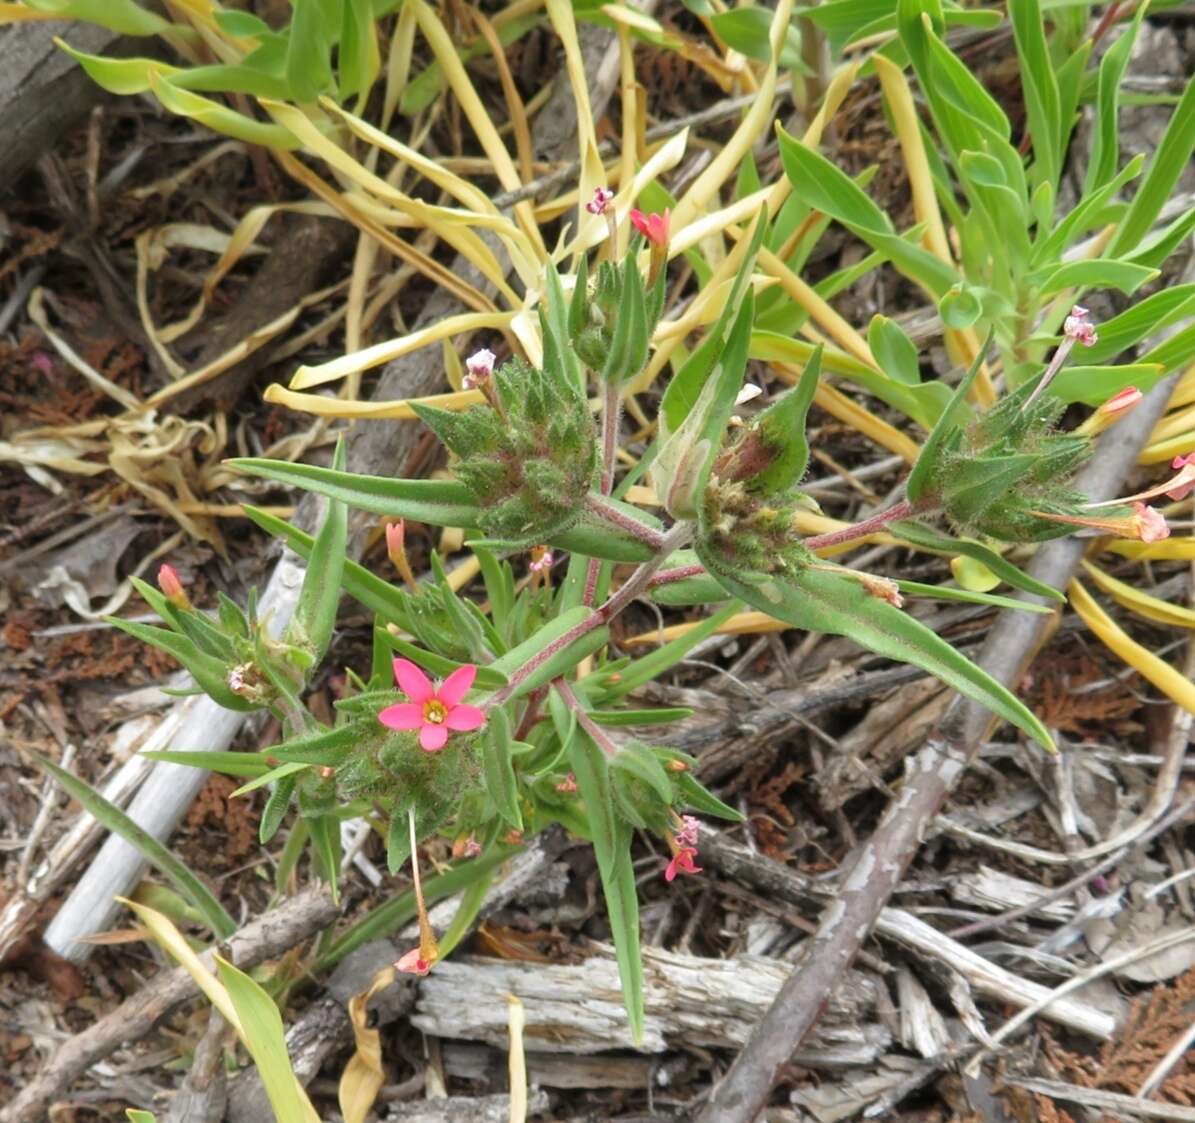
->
[378,658,486,752]
[464,348,496,389]
[629,208,670,248]
[586,186,614,216]
[664,847,701,882]
[1167,453,1195,501]
[1099,387,1142,417]
[395,946,434,975]
[529,545,553,573]
[158,564,189,609]
[1131,502,1170,543]
[1063,305,1098,347]
[555,772,577,793]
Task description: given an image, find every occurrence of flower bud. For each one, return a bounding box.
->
[1063,304,1098,347]
[158,564,189,610]
[586,187,614,216]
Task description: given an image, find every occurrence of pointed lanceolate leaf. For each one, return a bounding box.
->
[610,740,674,805]
[567,728,644,1043]
[745,345,822,496]
[260,773,297,843]
[292,437,347,664]
[482,706,522,830]
[888,520,1065,602]
[699,556,1053,752]
[906,333,991,502]
[229,459,480,527]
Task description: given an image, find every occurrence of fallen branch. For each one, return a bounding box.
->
[695,357,1187,1122]
[0,885,339,1123]
[1006,1077,1195,1122]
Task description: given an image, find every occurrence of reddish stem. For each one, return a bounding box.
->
[802,499,914,551]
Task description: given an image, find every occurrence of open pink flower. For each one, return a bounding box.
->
[378,658,485,751]
[665,847,701,882]
[629,208,670,248]
[1131,502,1170,543]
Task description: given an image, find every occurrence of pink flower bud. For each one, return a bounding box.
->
[385,520,405,565]
[395,947,434,975]
[528,545,553,573]
[586,186,614,216]
[1063,305,1098,347]
[556,772,578,793]
[158,564,189,609]
[1098,387,1142,417]
[463,348,496,389]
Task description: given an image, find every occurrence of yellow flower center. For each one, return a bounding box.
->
[423,699,448,724]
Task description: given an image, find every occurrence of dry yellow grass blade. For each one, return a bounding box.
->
[264,383,484,420]
[1068,579,1195,716]
[262,102,520,305]
[27,288,140,410]
[1105,538,1195,562]
[338,966,393,1123]
[671,0,793,230]
[141,280,349,411]
[625,610,786,646]
[1081,560,1195,629]
[546,0,596,211]
[410,0,545,258]
[1145,399,1195,446]
[473,8,534,184]
[508,994,529,1123]
[320,99,541,288]
[289,311,517,390]
[1140,430,1195,465]
[272,149,500,315]
[809,380,922,464]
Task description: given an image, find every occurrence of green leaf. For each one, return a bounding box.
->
[267,724,361,766]
[488,607,609,700]
[215,957,319,1123]
[868,317,920,387]
[939,285,983,330]
[709,7,808,70]
[1083,1,1144,194]
[611,740,673,805]
[105,618,251,712]
[746,345,822,496]
[601,254,649,385]
[241,505,408,625]
[291,438,346,664]
[590,707,693,727]
[305,813,341,904]
[140,751,271,778]
[906,335,989,502]
[675,771,743,821]
[1026,259,1158,298]
[229,459,480,526]
[260,773,296,843]
[339,0,381,104]
[376,631,508,690]
[31,752,237,938]
[1079,286,1195,365]
[235,761,309,797]
[55,44,180,94]
[36,0,169,34]
[943,454,1039,523]
[149,73,300,148]
[482,706,522,830]
[568,729,644,1042]
[1033,154,1143,267]
[889,520,1064,602]
[1047,363,1166,406]
[436,868,496,959]
[699,560,1053,752]
[895,580,1051,615]
[602,601,743,696]
[1109,74,1195,257]
[286,0,335,102]
[553,500,661,562]
[1008,0,1061,189]
[541,259,585,397]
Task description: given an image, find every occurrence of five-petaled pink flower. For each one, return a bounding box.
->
[665,847,701,882]
[379,658,485,751]
[629,209,670,248]
[586,186,614,216]
[1167,453,1195,501]
[395,947,435,976]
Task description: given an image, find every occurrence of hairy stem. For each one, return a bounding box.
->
[489,521,693,707]
[552,678,620,757]
[801,499,915,551]
[585,492,667,552]
[585,382,624,606]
